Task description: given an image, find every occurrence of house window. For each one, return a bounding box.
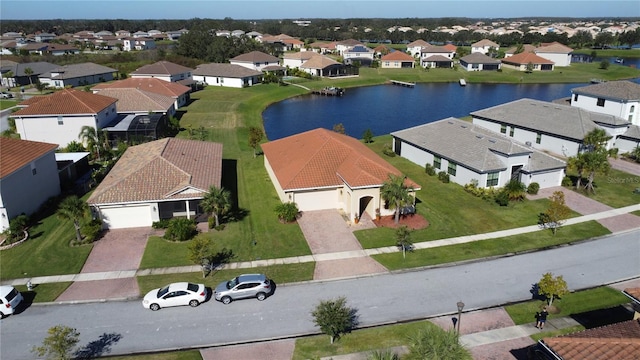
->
[486,172,499,187]
[536,133,542,144]
[500,124,507,134]
[447,162,457,176]
[433,156,441,169]
[629,115,633,122]
[509,127,514,137]
[30,162,37,175]
[597,98,605,107]
[57,116,63,125]
[631,105,635,112]
[573,94,578,101]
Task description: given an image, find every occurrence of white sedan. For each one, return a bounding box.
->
[142,282,207,311]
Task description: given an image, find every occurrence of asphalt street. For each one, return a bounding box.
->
[1,230,639,359]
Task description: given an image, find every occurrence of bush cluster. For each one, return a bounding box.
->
[527,182,540,195]
[164,218,197,242]
[425,163,436,176]
[463,181,499,201]
[437,171,450,183]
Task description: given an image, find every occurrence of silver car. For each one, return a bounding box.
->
[214,274,272,304]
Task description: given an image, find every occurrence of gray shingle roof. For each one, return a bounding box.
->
[230,51,279,63]
[42,62,116,79]
[131,61,194,76]
[460,53,501,64]
[391,117,565,173]
[571,80,640,102]
[621,124,640,140]
[470,98,621,141]
[193,63,262,78]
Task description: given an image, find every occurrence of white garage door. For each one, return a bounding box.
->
[100,205,153,229]
[294,190,337,211]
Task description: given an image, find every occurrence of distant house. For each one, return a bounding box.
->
[406,39,431,57]
[335,39,365,56]
[260,34,304,51]
[262,128,420,223]
[192,63,263,88]
[299,55,345,77]
[92,77,191,110]
[534,42,573,67]
[570,80,640,126]
[500,52,555,71]
[87,138,223,229]
[0,61,58,88]
[20,43,80,56]
[471,39,499,55]
[0,137,61,232]
[130,61,194,86]
[459,53,502,71]
[122,37,156,51]
[89,88,176,116]
[38,62,117,88]
[11,88,118,147]
[34,33,57,42]
[283,51,323,69]
[380,51,415,68]
[229,51,281,72]
[391,118,566,190]
[343,45,375,66]
[503,44,536,58]
[419,45,455,68]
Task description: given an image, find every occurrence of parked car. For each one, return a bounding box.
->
[0,91,13,99]
[142,282,207,311]
[0,285,24,318]
[214,274,273,304]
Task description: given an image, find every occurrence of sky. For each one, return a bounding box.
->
[1,0,639,20]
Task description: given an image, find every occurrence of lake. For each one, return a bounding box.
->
[262,82,583,140]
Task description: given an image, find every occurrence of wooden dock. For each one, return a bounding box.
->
[312,87,345,96]
[390,80,415,87]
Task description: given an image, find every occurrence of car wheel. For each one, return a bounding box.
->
[221,296,232,305]
[189,300,200,307]
[0,312,5,319]
[150,303,160,311]
[256,292,267,301]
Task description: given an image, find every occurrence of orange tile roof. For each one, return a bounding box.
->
[91,77,190,97]
[261,128,420,191]
[536,42,573,54]
[443,43,457,52]
[0,137,58,178]
[11,88,117,116]
[381,51,415,61]
[502,52,554,65]
[87,138,222,204]
[541,319,640,360]
[90,88,174,113]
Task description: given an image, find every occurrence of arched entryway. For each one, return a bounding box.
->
[358,196,374,218]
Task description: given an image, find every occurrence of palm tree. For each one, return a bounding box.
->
[406,325,472,360]
[380,174,414,224]
[200,186,232,227]
[57,196,89,243]
[24,67,34,86]
[78,125,100,161]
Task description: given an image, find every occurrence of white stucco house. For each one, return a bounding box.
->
[88,138,223,229]
[261,128,420,223]
[534,42,573,67]
[471,39,499,55]
[406,39,431,58]
[570,80,640,126]
[229,51,281,72]
[38,62,117,89]
[92,77,191,110]
[335,39,365,56]
[380,51,416,68]
[459,53,502,71]
[0,137,61,232]
[130,61,193,84]
[419,45,455,68]
[122,37,156,51]
[391,118,567,190]
[192,63,263,88]
[282,51,322,69]
[12,88,118,147]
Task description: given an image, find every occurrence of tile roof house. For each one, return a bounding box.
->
[87,138,223,229]
[299,55,345,77]
[130,61,194,86]
[261,128,420,223]
[282,51,323,69]
[471,39,500,55]
[343,45,375,66]
[419,45,456,66]
[335,39,365,56]
[570,80,640,126]
[88,88,176,116]
[91,77,191,109]
[0,137,61,232]
[536,319,640,359]
[406,39,431,57]
[380,51,415,68]
[1,61,58,87]
[534,41,574,67]
[503,44,537,58]
[192,63,263,88]
[38,62,117,89]
[392,118,566,190]
[11,88,118,147]
[122,37,156,52]
[500,52,555,71]
[471,98,630,157]
[229,51,281,72]
[459,53,502,71]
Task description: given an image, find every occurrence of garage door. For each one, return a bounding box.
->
[294,190,336,211]
[100,205,153,229]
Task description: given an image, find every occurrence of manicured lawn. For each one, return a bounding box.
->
[14,282,72,303]
[370,221,609,270]
[0,99,18,109]
[505,286,631,325]
[292,320,436,360]
[564,168,640,208]
[106,350,202,360]
[136,262,315,295]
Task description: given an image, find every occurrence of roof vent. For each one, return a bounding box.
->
[461,125,467,128]
[488,139,496,143]
[525,141,532,146]
[476,135,483,139]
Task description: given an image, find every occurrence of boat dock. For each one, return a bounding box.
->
[312,87,345,96]
[459,79,467,86]
[390,80,415,87]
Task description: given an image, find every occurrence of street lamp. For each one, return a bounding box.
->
[456,300,465,334]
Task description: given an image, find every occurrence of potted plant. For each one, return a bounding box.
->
[354,214,359,224]
[375,208,381,221]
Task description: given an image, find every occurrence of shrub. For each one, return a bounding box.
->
[527,182,540,195]
[495,191,510,206]
[152,219,170,229]
[382,144,396,157]
[208,216,215,229]
[275,202,299,223]
[79,218,103,244]
[503,179,527,201]
[425,163,436,176]
[561,176,573,187]
[164,218,197,242]
[438,171,450,183]
[6,214,29,244]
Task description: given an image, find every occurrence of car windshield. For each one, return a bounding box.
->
[187,283,199,292]
[157,285,170,298]
[5,288,18,302]
[226,277,239,290]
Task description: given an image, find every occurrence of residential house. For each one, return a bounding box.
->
[192,63,263,88]
[20,43,80,56]
[615,125,640,154]
[89,88,176,117]
[308,41,335,54]
[406,39,431,57]
[335,39,365,56]
[391,118,566,190]
[11,88,118,147]
[92,77,191,110]
[373,44,391,57]
[55,151,92,193]
[343,45,375,66]
[132,31,149,38]
[282,51,323,69]
[261,128,420,223]
[299,55,345,77]
[87,138,223,229]
[122,37,156,51]
[500,52,555,71]
[470,98,628,157]
[39,62,117,88]
[260,34,304,51]
[115,30,131,38]
[229,51,281,72]
[419,45,456,68]
[380,51,415,68]
[570,81,640,126]
[0,137,61,232]
[34,33,56,42]
[0,61,58,87]
[471,39,500,55]
[534,41,573,67]
[130,61,194,86]
[503,44,537,58]
[459,53,502,71]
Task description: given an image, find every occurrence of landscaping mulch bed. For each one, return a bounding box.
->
[373,214,429,230]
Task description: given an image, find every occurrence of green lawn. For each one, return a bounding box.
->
[0,99,18,110]
[14,282,72,303]
[564,168,640,208]
[106,350,202,360]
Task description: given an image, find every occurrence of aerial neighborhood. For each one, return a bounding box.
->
[1,15,640,360]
